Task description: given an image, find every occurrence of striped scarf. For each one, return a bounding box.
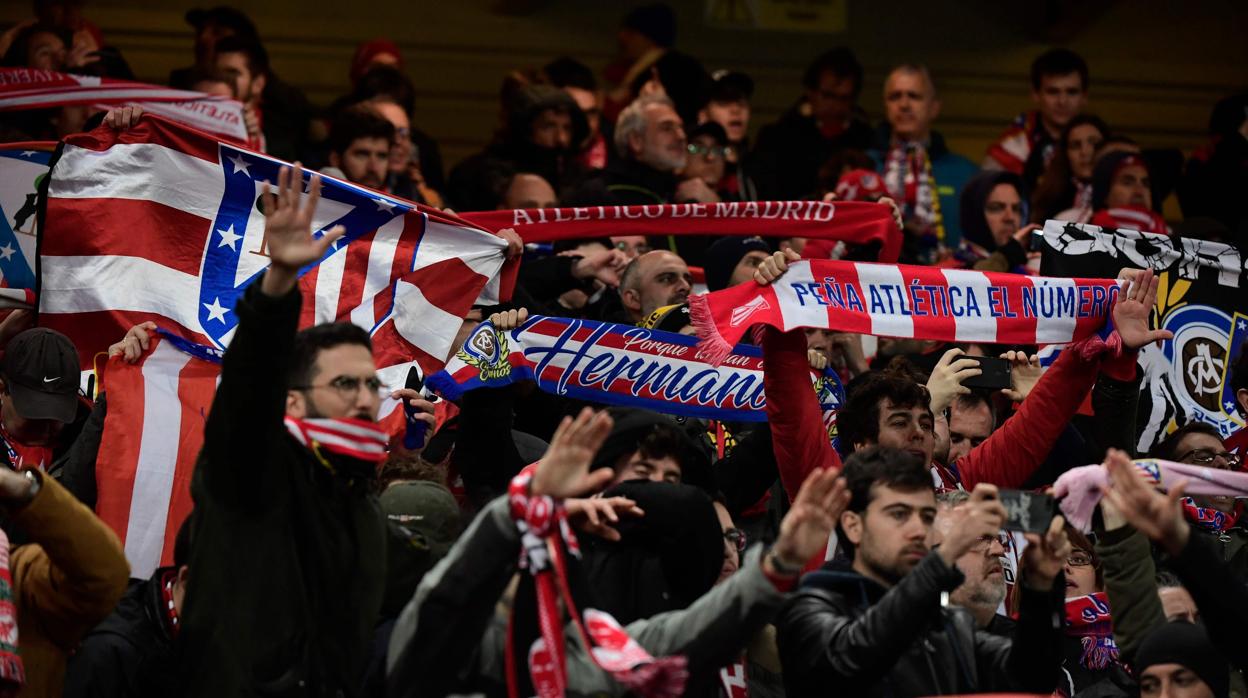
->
[691,259,1120,366]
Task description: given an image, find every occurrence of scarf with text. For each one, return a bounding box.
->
[690,259,1120,366]
[460,200,901,262]
[1064,593,1119,671]
[427,316,844,444]
[506,469,688,698]
[1181,497,1244,533]
[1055,459,1248,532]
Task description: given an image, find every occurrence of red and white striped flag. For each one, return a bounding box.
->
[0,67,249,142]
[38,114,507,388]
[94,335,218,576]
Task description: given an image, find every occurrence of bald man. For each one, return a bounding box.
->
[618,250,693,323]
[501,172,558,210]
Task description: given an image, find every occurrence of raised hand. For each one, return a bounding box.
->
[1112,268,1173,351]
[1000,350,1042,402]
[530,407,615,500]
[497,227,523,260]
[103,105,144,130]
[569,247,629,288]
[259,164,346,297]
[1101,448,1190,555]
[108,321,158,364]
[937,483,1007,566]
[926,348,981,413]
[768,467,850,576]
[877,196,904,231]
[753,248,801,286]
[1020,514,1072,590]
[566,496,645,542]
[488,307,529,332]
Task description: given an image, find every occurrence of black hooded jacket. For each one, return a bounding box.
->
[957,170,1030,270]
[64,569,180,698]
[447,85,589,210]
[776,554,1063,697]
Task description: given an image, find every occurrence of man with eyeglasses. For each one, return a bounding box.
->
[777,446,1070,697]
[1149,422,1248,585]
[679,121,730,199]
[176,164,439,696]
[932,490,1011,632]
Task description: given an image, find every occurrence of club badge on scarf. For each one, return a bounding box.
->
[1064,593,1119,671]
[427,316,844,439]
[691,259,1121,366]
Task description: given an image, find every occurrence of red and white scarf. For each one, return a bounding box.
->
[460,201,901,262]
[882,142,944,250]
[506,468,688,698]
[0,528,22,695]
[283,416,389,463]
[690,259,1121,366]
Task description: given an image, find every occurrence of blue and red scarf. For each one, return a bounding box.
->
[1064,592,1119,671]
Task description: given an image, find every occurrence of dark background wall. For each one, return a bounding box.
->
[4,0,1246,213]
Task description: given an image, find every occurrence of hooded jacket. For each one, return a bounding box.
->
[386,495,789,697]
[955,170,1030,272]
[776,555,1062,697]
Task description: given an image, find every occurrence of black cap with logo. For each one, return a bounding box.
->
[1,329,81,423]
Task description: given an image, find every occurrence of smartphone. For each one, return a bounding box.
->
[998,489,1056,533]
[402,366,428,450]
[961,356,1012,391]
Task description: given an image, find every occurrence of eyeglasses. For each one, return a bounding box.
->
[687,143,729,159]
[970,531,1011,553]
[294,375,385,400]
[724,528,747,553]
[614,241,652,255]
[1067,551,1095,567]
[1178,449,1242,469]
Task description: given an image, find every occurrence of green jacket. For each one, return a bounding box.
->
[387,496,790,696]
[180,279,386,697]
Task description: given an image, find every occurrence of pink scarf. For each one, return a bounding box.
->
[1054,459,1248,532]
[690,259,1121,366]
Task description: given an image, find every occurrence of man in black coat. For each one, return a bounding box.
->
[63,522,191,697]
[776,445,1069,697]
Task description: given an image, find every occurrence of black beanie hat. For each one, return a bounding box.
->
[703,236,771,292]
[1135,622,1229,698]
[1091,151,1147,212]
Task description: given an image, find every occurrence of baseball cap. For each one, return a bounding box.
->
[1,328,81,423]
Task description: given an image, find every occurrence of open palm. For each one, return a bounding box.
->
[530,408,615,500]
[262,163,345,273]
[1112,268,1172,350]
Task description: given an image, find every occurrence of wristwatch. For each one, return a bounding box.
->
[766,548,805,577]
